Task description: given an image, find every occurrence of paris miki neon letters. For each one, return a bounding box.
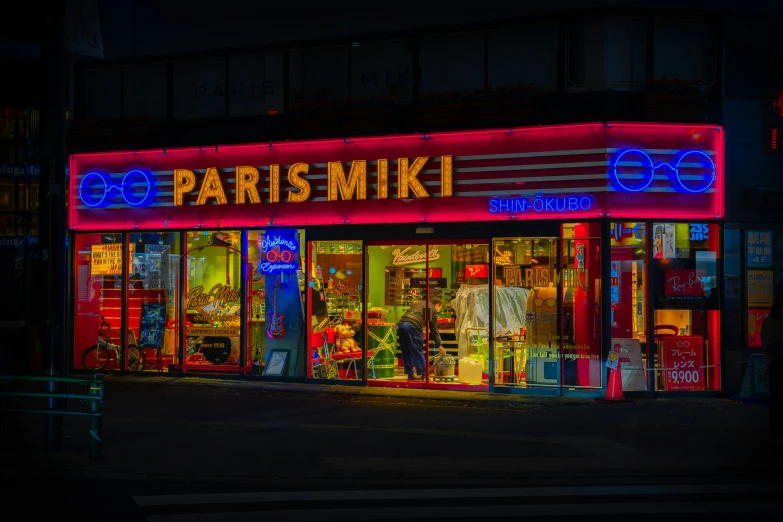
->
[77,156,454,208]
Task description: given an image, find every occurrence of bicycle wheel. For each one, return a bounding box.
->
[82,344,110,370]
[127,344,145,372]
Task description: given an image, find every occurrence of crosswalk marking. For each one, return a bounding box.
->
[134,483,781,507]
[142,501,783,522]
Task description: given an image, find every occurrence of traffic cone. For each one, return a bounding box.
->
[602,363,626,401]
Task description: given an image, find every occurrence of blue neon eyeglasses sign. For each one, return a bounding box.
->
[78,170,155,208]
[610,149,716,193]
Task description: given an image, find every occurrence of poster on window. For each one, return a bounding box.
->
[139,301,166,348]
[748,270,774,307]
[664,269,705,297]
[662,335,705,391]
[748,309,770,348]
[653,224,676,259]
[746,230,774,268]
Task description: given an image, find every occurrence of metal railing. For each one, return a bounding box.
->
[0,374,104,460]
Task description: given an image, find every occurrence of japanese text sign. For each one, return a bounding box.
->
[748,309,769,348]
[747,230,774,268]
[663,335,705,391]
[748,270,774,307]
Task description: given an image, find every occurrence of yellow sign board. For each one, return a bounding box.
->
[90,243,134,275]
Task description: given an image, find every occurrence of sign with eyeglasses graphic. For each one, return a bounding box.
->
[79,170,154,208]
[662,335,705,392]
[610,149,716,194]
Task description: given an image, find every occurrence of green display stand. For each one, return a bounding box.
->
[368,323,397,379]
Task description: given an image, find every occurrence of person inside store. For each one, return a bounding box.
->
[398,296,446,381]
[761,286,783,449]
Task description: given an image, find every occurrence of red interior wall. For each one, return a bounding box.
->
[573,223,602,386]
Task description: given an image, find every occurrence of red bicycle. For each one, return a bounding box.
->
[82,314,145,371]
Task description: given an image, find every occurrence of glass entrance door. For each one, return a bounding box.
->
[366,241,489,390]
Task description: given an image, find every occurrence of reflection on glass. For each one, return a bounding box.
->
[561,224,602,388]
[652,223,721,391]
[308,241,364,380]
[127,232,181,372]
[493,238,558,387]
[247,230,306,377]
[610,222,648,392]
[185,230,242,368]
[73,233,126,371]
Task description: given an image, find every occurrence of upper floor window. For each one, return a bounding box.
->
[289,45,349,113]
[173,58,226,119]
[419,32,485,101]
[652,18,716,94]
[229,53,285,117]
[83,67,122,118]
[568,17,647,92]
[488,24,558,94]
[123,63,167,121]
[350,39,414,106]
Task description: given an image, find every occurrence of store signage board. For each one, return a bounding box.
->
[488,195,592,214]
[748,270,774,307]
[90,243,134,275]
[664,269,705,297]
[259,234,299,273]
[748,309,769,348]
[662,335,705,392]
[747,230,774,268]
[391,246,440,266]
[412,277,447,289]
[263,349,290,376]
[69,123,724,230]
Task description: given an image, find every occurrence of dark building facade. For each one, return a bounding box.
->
[60,0,783,397]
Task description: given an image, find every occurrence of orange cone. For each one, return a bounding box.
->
[603,363,626,401]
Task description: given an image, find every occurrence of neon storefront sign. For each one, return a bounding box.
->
[78,170,154,207]
[259,235,298,274]
[262,236,298,252]
[610,149,716,193]
[489,195,593,214]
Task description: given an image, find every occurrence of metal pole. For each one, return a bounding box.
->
[89,374,103,460]
[40,0,67,451]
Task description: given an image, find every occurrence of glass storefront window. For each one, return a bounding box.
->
[652,223,721,391]
[127,232,181,372]
[247,230,306,377]
[185,230,243,368]
[610,223,648,392]
[561,223,602,389]
[308,241,364,380]
[73,233,127,370]
[492,237,558,387]
[366,243,489,389]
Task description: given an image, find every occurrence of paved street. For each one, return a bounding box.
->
[2,376,782,519]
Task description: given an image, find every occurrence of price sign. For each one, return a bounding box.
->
[663,335,705,391]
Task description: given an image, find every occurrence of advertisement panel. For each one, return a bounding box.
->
[662,335,705,392]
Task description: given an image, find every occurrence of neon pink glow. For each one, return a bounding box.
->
[69,122,723,231]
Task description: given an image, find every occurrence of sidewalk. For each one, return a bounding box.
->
[2,374,778,484]
[111,374,600,405]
